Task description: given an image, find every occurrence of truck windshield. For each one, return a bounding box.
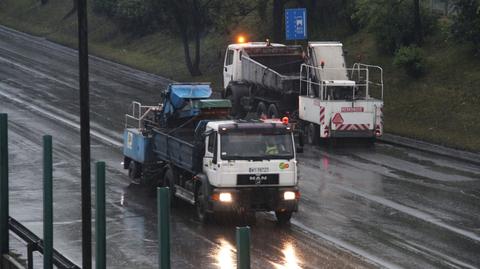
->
[220,132,294,160]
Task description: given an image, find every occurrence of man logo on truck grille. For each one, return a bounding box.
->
[249,175,268,185]
[237,174,279,185]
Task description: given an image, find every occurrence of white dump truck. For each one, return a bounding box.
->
[222,41,384,143]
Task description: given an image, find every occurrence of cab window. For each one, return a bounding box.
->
[207,132,216,153]
[225,50,234,66]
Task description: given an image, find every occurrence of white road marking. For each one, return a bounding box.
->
[335,184,480,243]
[0,86,123,147]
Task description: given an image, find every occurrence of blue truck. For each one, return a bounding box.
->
[123,83,299,223]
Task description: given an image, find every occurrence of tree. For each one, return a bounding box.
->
[153,0,256,76]
[451,0,480,53]
[62,0,78,20]
[272,0,285,42]
[354,0,435,54]
[413,0,423,44]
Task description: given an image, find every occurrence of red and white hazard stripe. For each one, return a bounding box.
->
[336,124,371,131]
[319,106,325,125]
[375,106,384,136]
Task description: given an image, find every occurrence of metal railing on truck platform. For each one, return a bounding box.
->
[299,63,384,101]
[125,101,162,129]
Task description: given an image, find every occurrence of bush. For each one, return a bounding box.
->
[393,46,426,78]
[451,0,480,54]
[114,0,154,35]
[92,0,118,16]
[354,0,437,54]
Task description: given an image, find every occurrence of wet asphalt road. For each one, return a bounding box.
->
[1,25,479,268]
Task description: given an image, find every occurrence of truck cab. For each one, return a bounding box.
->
[200,120,298,222]
[299,42,384,143]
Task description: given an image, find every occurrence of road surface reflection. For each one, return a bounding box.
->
[272,242,302,269]
[212,238,236,269]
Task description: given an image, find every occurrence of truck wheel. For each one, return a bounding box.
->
[164,168,179,207]
[275,210,292,225]
[196,186,211,224]
[228,86,247,118]
[256,102,267,118]
[305,123,319,145]
[128,161,141,185]
[267,104,279,119]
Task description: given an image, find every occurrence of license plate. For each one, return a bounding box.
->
[237,174,279,185]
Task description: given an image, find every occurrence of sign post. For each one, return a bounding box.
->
[285,8,307,41]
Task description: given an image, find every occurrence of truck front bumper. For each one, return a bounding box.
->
[208,187,299,213]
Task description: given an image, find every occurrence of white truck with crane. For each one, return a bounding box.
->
[123,83,299,224]
[223,41,384,143]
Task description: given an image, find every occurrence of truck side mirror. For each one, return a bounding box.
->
[212,144,218,164]
[212,133,218,164]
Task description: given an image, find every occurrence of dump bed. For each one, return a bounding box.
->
[123,125,202,173]
[241,46,304,92]
[151,128,201,173]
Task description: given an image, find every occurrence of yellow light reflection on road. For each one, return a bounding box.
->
[211,238,236,269]
[272,242,302,269]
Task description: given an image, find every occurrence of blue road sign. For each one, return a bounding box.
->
[285,8,307,40]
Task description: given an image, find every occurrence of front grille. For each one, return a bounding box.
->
[237,174,279,185]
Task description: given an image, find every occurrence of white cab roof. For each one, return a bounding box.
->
[207,120,237,130]
[206,119,286,130]
[228,42,285,50]
[308,41,343,47]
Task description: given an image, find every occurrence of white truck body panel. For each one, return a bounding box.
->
[204,159,297,188]
[223,42,286,91]
[299,96,384,137]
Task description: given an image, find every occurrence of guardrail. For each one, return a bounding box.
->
[0,113,95,269]
[1,113,252,268]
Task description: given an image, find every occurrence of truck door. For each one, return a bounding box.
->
[203,131,218,185]
[223,49,234,89]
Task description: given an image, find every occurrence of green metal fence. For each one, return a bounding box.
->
[1,113,253,268]
[0,114,82,268]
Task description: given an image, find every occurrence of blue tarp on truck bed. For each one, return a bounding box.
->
[169,84,212,109]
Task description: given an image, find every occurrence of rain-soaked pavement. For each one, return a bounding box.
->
[1,25,479,268]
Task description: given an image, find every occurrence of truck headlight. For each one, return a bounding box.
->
[219,192,233,202]
[283,191,296,200]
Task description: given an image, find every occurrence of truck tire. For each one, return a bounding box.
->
[128,161,141,184]
[275,210,292,225]
[305,123,319,145]
[195,186,212,224]
[164,168,179,207]
[267,104,279,119]
[228,86,247,118]
[256,102,267,118]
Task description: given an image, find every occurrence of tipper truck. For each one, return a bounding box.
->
[223,41,384,143]
[123,83,300,223]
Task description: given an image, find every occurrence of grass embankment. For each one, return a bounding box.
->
[344,32,480,152]
[0,0,227,84]
[1,0,479,152]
